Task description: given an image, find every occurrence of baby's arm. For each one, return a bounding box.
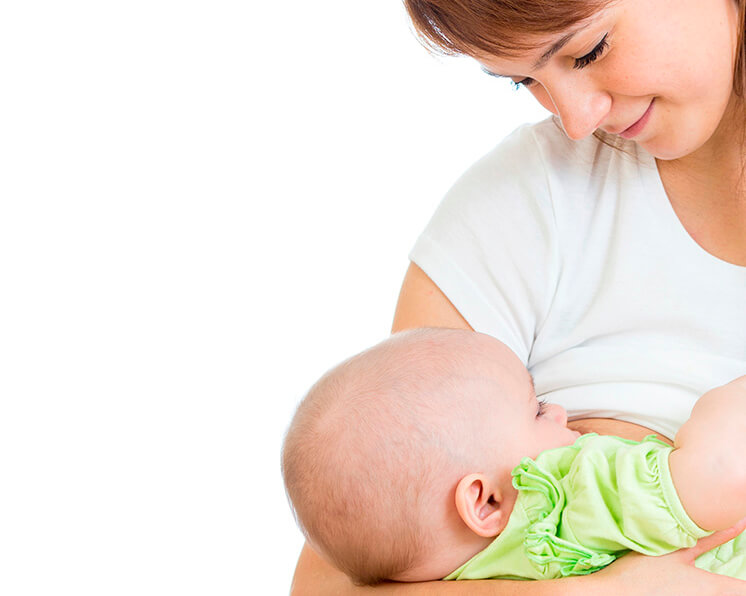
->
[668,376,746,531]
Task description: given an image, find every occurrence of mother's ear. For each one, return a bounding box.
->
[454,473,508,538]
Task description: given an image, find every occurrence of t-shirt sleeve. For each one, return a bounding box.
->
[561,436,710,555]
[409,121,561,363]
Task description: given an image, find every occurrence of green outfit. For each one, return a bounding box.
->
[445,434,746,581]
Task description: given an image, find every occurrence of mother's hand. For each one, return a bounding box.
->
[592,519,746,595]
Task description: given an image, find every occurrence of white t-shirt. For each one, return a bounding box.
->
[410,116,746,439]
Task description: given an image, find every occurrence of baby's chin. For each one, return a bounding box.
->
[560,429,583,447]
[555,429,583,449]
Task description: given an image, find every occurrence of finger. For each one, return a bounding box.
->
[684,518,746,560]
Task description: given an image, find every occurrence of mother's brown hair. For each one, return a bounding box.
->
[404,0,746,97]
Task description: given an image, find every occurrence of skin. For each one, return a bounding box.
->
[392,333,582,582]
[291,0,746,591]
[478,0,746,266]
[290,266,746,595]
[669,376,746,532]
[395,339,746,583]
[477,0,739,159]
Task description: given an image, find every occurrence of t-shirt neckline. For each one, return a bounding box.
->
[638,147,746,271]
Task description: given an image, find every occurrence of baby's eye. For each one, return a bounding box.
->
[536,398,548,417]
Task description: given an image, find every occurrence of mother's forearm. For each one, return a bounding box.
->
[291,544,596,596]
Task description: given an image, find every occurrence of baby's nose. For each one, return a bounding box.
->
[548,403,568,426]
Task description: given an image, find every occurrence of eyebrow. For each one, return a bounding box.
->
[533,31,577,69]
[480,29,580,78]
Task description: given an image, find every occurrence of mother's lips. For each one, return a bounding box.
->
[603,99,656,137]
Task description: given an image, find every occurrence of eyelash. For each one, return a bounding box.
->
[511,34,610,90]
[536,397,548,418]
[573,34,609,69]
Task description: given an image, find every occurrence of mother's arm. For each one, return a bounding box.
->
[289,263,746,595]
[390,263,473,333]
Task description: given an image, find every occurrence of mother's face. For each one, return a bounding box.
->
[477,0,739,160]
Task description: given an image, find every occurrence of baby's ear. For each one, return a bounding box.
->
[454,474,507,538]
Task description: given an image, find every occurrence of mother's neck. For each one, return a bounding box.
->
[655,94,746,266]
[659,93,746,199]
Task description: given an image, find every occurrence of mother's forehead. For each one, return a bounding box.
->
[469,5,613,72]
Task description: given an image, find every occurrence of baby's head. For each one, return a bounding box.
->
[281,328,578,584]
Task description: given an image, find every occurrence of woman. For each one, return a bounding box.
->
[291,0,746,593]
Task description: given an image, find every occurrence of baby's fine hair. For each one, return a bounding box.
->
[281,328,481,585]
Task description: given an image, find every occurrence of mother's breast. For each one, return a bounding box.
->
[568,417,674,446]
[540,381,699,439]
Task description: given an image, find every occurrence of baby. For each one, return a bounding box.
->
[281,328,746,585]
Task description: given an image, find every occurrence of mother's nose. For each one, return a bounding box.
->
[539,80,612,140]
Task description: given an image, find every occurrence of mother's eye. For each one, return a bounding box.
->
[511,77,536,90]
[573,34,609,69]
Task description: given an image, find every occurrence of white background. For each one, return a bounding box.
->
[1,1,546,594]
